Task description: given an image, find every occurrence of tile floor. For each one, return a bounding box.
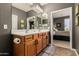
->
[53,40,70,48]
[38,45,77,56]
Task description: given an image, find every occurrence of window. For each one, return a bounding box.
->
[64,18,70,31]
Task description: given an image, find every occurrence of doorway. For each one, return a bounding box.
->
[50,7,73,49]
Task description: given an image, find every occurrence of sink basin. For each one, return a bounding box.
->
[12,29,49,36]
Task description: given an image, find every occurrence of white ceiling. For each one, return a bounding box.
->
[12,3,48,12]
[12,3,32,12]
[40,3,48,6]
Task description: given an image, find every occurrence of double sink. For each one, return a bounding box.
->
[12,29,50,36]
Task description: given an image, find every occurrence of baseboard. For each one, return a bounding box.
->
[71,48,79,56]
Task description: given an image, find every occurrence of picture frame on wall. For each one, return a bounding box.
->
[20,19,25,29]
[75,4,79,26]
[75,16,79,26]
[56,23,61,27]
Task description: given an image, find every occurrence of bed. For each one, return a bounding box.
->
[53,31,70,41]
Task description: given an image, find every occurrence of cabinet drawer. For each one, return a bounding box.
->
[43,32,47,36]
[25,35,32,39]
[38,33,43,37]
[33,34,38,40]
[39,33,43,36]
[25,39,35,45]
[46,32,48,35]
[25,35,33,41]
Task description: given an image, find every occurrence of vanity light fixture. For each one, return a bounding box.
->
[42,13,48,18]
[32,4,43,13]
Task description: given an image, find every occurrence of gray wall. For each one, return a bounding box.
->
[71,7,75,49]
[42,3,75,48]
[27,10,38,17]
[75,26,79,51]
[26,3,75,48]
[0,3,77,56]
[74,5,79,51]
[12,3,79,52]
[0,3,12,56]
[12,7,27,29]
[54,18,65,31]
[54,16,69,31]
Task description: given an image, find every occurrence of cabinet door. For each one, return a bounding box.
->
[25,35,36,56]
[33,34,39,54]
[42,32,47,49]
[13,36,25,56]
[26,40,36,56]
[36,33,42,54]
[46,32,49,45]
[42,38,47,49]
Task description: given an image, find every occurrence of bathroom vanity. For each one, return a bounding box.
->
[12,29,49,56]
[12,12,49,56]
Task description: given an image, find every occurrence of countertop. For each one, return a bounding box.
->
[11,29,50,36]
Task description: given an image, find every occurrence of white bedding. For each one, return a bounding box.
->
[53,31,70,36]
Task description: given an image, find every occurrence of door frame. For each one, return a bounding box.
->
[50,7,73,49]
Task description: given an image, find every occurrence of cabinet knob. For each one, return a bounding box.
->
[33,40,36,45]
[46,36,48,39]
[35,40,38,45]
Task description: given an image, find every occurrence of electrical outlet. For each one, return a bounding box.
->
[4,24,8,29]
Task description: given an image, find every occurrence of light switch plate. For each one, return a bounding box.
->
[4,24,8,29]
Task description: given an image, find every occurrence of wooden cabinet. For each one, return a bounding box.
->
[13,35,25,56]
[25,40,36,56]
[37,33,43,54]
[33,34,42,54]
[25,35,36,56]
[13,32,49,56]
[46,32,49,45]
[42,32,47,49]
